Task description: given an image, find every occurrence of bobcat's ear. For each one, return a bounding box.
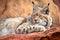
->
[48,3,50,6]
[42,3,50,15]
[32,1,34,4]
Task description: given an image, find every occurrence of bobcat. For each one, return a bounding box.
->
[15,2,52,34]
[31,2,52,29]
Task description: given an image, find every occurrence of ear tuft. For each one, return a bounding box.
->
[48,3,50,6]
[32,1,34,4]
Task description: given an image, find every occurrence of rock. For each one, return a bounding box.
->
[53,0,60,9]
[0,0,6,15]
[0,0,33,20]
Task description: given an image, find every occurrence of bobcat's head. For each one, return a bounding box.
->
[32,2,50,23]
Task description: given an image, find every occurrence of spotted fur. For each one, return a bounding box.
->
[16,23,46,34]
